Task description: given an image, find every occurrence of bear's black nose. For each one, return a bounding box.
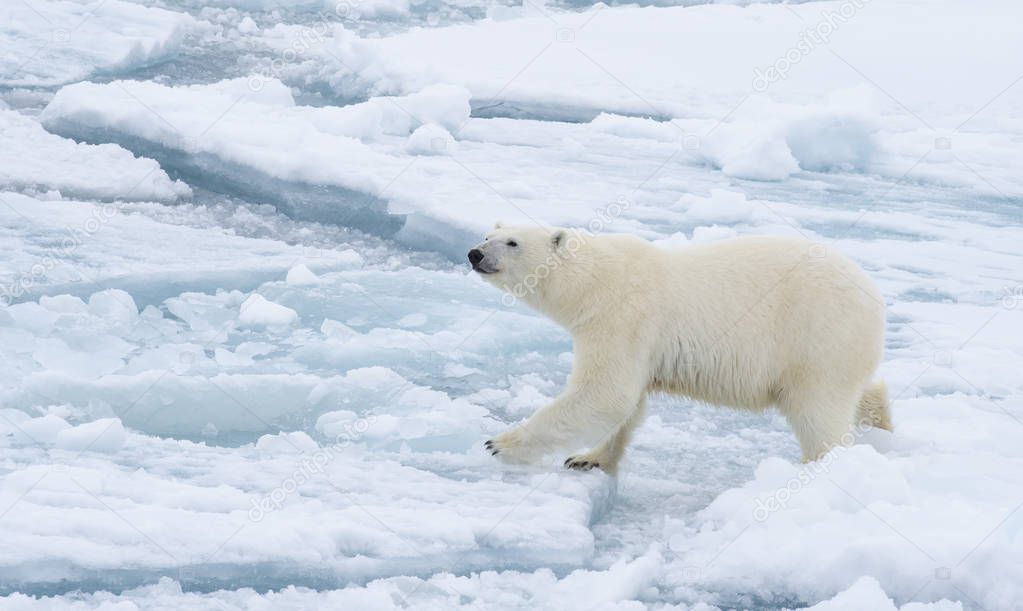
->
[467,249,484,266]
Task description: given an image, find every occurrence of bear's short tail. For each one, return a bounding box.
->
[856,380,892,431]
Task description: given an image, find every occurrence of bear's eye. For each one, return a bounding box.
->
[506,240,518,247]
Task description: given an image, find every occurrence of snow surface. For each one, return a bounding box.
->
[2,0,1022,608]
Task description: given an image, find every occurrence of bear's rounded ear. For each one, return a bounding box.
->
[494,221,504,229]
[551,229,566,249]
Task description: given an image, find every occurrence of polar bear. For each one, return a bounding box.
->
[468,224,891,474]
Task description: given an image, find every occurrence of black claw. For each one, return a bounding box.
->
[564,458,600,472]
[485,440,493,448]
[491,450,499,456]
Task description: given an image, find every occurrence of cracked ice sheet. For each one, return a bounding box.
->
[0,256,614,595]
[0,561,966,609]
[0,196,615,592]
[0,191,364,305]
[4,0,1023,607]
[0,425,611,594]
[2,217,1019,606]
[18,78,923,255]
[259,0,1023,194]
[282,0,1023,125]
[0,255,568,442]
[0,109,190,202]
[1,0,201,88]
[37,75,1023,263]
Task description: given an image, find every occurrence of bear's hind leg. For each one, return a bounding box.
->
[856,380,892,431]
[565,398,647,475]
[779,388,860,462]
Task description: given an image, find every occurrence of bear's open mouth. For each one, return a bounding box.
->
[472,263,498,274]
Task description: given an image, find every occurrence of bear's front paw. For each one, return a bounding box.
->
[564,456,601,472]
[485,427,543,464]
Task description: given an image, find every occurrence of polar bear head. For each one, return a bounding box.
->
[467,223,586,313]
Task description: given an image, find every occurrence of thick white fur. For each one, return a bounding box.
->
[473,225,890,473]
